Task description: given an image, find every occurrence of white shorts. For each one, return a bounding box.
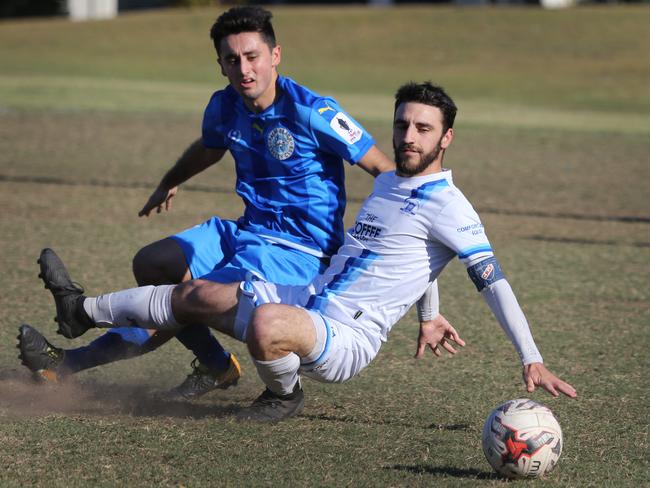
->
[234,280,379,384]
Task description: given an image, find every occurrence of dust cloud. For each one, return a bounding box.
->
[0,368,235,419]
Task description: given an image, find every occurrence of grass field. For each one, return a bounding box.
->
[0,5,649,487]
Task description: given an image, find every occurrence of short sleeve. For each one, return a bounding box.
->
[201,91,228,149]
[308,97,374,164]
[431,197,494,265]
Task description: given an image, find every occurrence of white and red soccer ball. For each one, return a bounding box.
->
[482,398,563,479]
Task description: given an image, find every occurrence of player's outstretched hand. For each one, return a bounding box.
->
[415,314,465,359]
[523,362,577,398]
[139,186,178,217]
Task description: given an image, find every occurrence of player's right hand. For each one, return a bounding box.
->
[415,314,465,359]
[138,186,178,217]
[522,363,578,399]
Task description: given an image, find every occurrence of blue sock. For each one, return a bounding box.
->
[62,327,152,374]
[175,325,230,372]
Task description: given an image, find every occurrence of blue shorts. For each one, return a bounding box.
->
[170,216,325,286]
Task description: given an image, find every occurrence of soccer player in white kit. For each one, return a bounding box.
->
[29,82,577,422]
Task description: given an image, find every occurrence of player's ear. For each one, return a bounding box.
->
[217,57,226,77]
[440,128,454,149]
[271,44,281,69]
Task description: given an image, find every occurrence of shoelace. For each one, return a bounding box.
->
[252,390,283,408]
[183,359,214,384]
[49,280,85,296]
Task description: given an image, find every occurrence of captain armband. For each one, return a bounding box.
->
[467,256,505,292]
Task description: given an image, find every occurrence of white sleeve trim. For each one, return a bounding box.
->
[480,279,543,365]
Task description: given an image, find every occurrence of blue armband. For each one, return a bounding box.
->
[467,256,505,292]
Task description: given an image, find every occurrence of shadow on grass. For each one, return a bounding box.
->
[302,412,469,430]
[386,464,496,480]
[0,368,238,420]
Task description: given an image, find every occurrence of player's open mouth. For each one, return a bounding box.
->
[240,78,255,88]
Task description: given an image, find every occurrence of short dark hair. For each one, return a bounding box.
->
[210,6,277,55]
[394,82,457,132]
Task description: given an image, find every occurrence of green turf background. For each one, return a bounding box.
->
[0,5,648,487]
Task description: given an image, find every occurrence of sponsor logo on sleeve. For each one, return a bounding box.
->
[318,102,335,115]
[456,223,484,235]
[227,129,242,143]
[481,263,494,280]
[330,112,363,144]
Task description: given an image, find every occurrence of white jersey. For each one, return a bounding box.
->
[251,170,493,354]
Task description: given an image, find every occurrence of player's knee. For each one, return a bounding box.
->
[173,279,229,322]
[133,239,189,286]
[132,244,158,285]
[247,305,284,354]
[170,281,201,325]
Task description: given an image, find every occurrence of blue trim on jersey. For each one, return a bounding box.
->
[458,245,493,259]
[306,249,379,312]
[300,316,332,368]
[410,179,450,201]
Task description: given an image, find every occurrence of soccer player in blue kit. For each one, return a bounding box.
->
[18,6,408,397]
[24,82,576,422]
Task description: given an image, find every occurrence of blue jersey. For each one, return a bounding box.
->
[201,76,375,258]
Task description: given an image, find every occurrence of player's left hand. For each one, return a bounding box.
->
[415,314,465,359]
[523,362,577,398]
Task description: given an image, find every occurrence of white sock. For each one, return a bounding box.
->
[252,353,301,397]
[83,285,180,330]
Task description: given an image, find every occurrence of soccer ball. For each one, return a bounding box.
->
[482,398,563,479]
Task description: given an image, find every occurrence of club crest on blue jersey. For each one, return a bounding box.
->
[266,126,295,160]
[400,197,420,216]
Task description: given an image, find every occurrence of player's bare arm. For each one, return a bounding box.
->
[139,139,227,216]
[355,145,396,176]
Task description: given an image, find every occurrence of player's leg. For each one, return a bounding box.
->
[36,265,240,337]
[132,237,192,285]
[29,221,237,387]
[166,230,324,399]
[162,219,244,398]
[235,303,317,422]
[236,298,375,422]
[133,235,241,396]
[17,324,155,382]
[25,243,185,380]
